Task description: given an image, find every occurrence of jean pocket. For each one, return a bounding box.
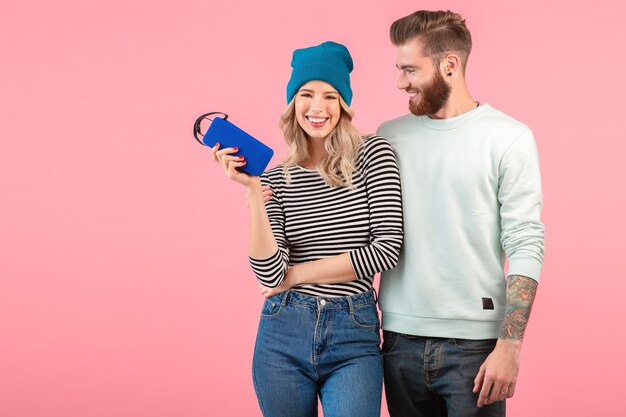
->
[349,303,380,330]
[381,330,399,354]
[260,296,284,318]
[451,338,497,352]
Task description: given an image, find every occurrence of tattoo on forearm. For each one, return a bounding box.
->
[501,275,538,341]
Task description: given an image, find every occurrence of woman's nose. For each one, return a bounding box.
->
[310,97,323,112]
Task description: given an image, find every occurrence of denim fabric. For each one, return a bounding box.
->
[252,290,382,417]
[382,331,505,417]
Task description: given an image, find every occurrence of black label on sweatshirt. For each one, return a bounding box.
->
[482,298,494,310]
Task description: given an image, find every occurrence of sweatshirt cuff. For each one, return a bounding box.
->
[508,256,543,282]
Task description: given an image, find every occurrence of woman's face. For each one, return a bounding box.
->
[295,80,341,141]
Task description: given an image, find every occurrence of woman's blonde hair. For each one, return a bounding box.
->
[279,97,363,188]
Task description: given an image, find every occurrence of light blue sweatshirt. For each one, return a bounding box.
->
[377,104,544,339]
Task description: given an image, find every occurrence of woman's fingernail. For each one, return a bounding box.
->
[233,147,239,152]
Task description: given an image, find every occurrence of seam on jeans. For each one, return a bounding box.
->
[312,305,322,369]
[382,331,400,354]
[251,360,267,415]
[259,301,284,318]
[451,338,497,353]
[348,305,379,331]
[316,310,332,361]
[259,292,290,318]
[352,300,376,308]
[423,339,430,388]
[348,316,379,330]
[434,340,442,379]
[316,304,340,364]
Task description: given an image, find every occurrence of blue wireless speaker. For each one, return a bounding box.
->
[193,112,274,177]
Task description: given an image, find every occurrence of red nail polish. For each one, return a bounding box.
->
[233,147,239,152]
[215,142,220,147]
[239,156,245,160]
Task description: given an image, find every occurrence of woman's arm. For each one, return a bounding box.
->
[259,254,355,297]
[348,136,403,278]
[245,178,279,259]
[213,144,289,287]
[260,137,403,297]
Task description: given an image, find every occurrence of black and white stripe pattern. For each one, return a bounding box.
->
[249,135,403,297]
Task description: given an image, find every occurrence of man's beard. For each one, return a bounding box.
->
[408,70,451,116]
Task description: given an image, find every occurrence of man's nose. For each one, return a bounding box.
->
[397,74,409,90]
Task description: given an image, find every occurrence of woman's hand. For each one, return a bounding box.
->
[211,143,256,187]
[259,281,290,298]
[212,143,273,204]
[259,269,297,298]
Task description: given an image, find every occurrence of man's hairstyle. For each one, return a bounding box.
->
[390,10,472,71]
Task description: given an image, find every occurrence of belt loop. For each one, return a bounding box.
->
[280,290,290,308]
[347,294,354,314]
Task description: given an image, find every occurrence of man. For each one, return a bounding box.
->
[377,10,545,417]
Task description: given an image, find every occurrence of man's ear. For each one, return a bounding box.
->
[443,53,461,77]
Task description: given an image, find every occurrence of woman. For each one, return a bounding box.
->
[212,41,402,417]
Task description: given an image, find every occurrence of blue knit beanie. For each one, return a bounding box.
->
[286,41,354,105]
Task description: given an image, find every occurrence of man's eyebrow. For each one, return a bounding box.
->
[397,64,419,70]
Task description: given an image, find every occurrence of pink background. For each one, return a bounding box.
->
[1,0,623,416]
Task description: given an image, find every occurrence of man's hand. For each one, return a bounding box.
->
[473,338,520,406]
[474,274,538,407]
[261,186,272,203]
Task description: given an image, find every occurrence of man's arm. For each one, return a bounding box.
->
[502,275,538,341]
[472,127,544,407]
[473,274,538,407]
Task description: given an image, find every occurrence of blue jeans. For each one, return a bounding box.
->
[382,331,505,417]
[252,290,383,417]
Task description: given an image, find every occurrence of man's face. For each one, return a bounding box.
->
[396,39,451,116]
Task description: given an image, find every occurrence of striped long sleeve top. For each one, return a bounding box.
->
[248,135,403,297]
